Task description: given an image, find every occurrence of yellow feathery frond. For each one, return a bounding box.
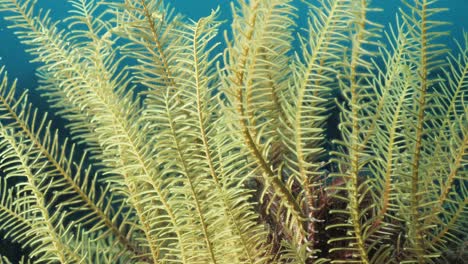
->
[0,0,465,263]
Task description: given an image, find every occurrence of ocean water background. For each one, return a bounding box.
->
[0,0,467,91]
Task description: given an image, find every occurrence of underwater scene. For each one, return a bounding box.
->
[0,0,466,263]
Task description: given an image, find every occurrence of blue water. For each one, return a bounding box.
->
[0,0,467,90]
